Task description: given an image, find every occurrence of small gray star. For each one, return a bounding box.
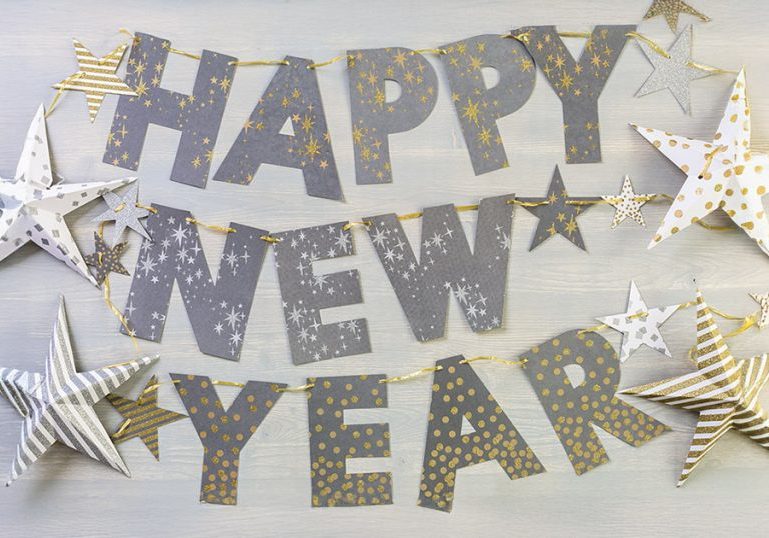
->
[84,232,130,285]
[635,25,713,114]
[92,182,151,245]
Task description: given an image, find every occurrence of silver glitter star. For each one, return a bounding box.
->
[635,25,712,114]
[92,182,151,245]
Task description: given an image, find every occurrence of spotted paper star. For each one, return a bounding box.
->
[92,182,151,245]
[597,280,679,361]
[602,175,653,228]
[84,232,130,286]
[751,292,769,329]
[52,39,137,122]
[621,290,769,486]
[632,69,769,255]
[636,25,713,113]
[106,374,187,460]
[519,166,599,251]
[0,296,156,485]
[0,105,134,285]
[643,0,710,33]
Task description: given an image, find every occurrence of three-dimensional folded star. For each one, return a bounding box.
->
[621,290,769,486]
[92,182,151,245]
[84,232,130,286]
[750,292,769,329]
[632,69,769,255]
[636,25,712,113]
[0,105,134,285]
[519,166,599,251]
[106,374,187,461]
[52,39,137,122]
[0,296,156,485]
[597,280,679,361]
[643,0,710,33]
[602,175,653,228]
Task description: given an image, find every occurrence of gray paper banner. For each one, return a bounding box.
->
[307,374,392,507]
[171,374,285,505]
[103,32,237,188]
[418,356,545,512]
[440,34,536,175]
[213,56,342,200]
[515,25,635,164]
[122,205,268,361]
[273,222,370,365]
[519,330,669,475]
[347,47,438,184]
[365,194,514,341]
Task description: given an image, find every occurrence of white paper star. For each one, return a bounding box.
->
[0,296,156,485]
[636,25,712,113]
[597,280,679,361]
[751,292,769,329]
[0,105,134,284]
[632,69,769,255]
[602,175,653,228]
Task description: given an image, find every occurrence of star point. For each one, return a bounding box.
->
[621,290,769,485]
[0,296,155,484]
[643,0,710,33]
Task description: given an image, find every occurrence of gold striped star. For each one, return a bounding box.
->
[621,290,769,486]
[107,375,187,461]
[53,39,137,122]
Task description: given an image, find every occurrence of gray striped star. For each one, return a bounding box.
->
[0,296,156,485]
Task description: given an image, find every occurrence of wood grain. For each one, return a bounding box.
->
[0,1,768,536]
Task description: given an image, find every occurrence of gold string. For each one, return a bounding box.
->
[260,234,282,244]
[455,204,479,213]
[113,418,132,438]
[378,365,443,384]
[412,48,447,55]
[229,59,290,67]
[508,199,550,207]
[686,61,738,75]
[307,55,353,69]
[45,72,86,118]
[626,32,671,59]
[165,46,202,61]
[212,380,245,388]
[558,31,592,39]
[135,203,158,214]
[397,211,423,221]
[275,383,315,393]
[459,356,528,367]
[342,220,372,231]
[185,216,236,234]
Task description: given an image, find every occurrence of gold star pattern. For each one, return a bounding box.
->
[53,39,137,122]
[440,35,535,175]
[644,0,710,33]
[621,291,769,486]
[516,25,635,163]
[84,232,130,286]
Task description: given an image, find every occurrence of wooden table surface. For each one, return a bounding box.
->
[0,0,767,536]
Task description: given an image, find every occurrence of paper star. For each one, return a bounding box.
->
[519,166,599,251]
[632,70,769,255]
[643,0,710,33]
[0,105,134,285]
[602,175,653,228]
[636,25,712,113]
[597,280,679,361]
[92,182,151,245]
[0,296,156,485]
[621,290,769,486]
[106,374,187,461]
[750,292,769,329]
[52,39,137,122]
[84,232,130,286]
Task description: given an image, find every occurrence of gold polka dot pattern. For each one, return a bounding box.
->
[171,374,285,505]
[306,375,392,507]
[418,356,545,512]
[520,330,669,475]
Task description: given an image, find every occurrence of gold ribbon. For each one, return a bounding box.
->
[379,366,443,384]
[185,216,236,234]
